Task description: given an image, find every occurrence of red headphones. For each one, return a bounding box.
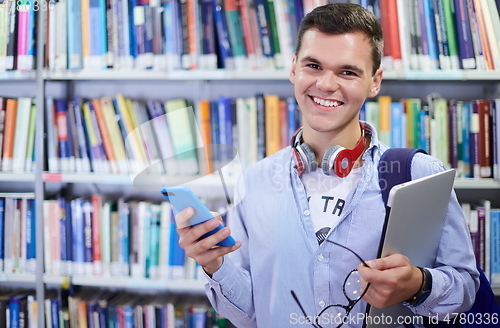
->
[291,123,367,178]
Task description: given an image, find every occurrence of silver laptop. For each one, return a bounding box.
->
[365,169,456,328]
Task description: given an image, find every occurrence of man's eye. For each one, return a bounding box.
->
[342,71,357,76]
[307,64,321,69]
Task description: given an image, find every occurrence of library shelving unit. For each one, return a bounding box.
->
[2,11,500,328]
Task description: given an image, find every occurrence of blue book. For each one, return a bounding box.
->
[201,0,217,67]
[115,0,132,68]
[50,299,60,328]
[128,0,138,60]
[24,198,36,270]
[64,198,73,268]
[9,294,27,328]
[217,96,233,164]
[419,108,431,155]
[99,0,108,65]
[123,306,134,328]
[67,0,83,69]
[71,198,85,275]
[118,199,130,276]
[169,209,185,280]
[287,97,299,141]
[461,101,471,177]
[88,0,106,69]
[254,0,274,65]
[391,102,404,149]
[359,101,366,123]
[423,0,440,69]
[59,198,68,273]
[143,3,154,69]
[213,0,234,69]
[210,101,221,169]
[453,0,475,69]
[490,209,500,284]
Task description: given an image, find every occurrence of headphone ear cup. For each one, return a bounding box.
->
[322,145,343,176]
[333,148,357,178]
[296,143,318,173]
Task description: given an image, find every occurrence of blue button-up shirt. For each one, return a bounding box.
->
[204,126,479,327]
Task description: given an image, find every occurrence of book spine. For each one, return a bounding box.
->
[67,0,83,69]
[213,0,234,69]
[5,0,17,70]
[74,99,94,173]
[454,0,477,68]
[2,98,17,172]
[56,99,71,172]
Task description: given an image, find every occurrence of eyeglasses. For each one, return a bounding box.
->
[291,240,371,328]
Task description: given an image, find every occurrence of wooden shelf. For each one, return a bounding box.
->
[43,69,500,81]
[44,275,205,294]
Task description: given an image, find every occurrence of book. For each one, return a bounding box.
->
[1,98,17,171]
[12,97,32,172]
[164,99,199,175]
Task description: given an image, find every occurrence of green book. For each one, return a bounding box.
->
[266,0,283,68]
[442,0,460,69]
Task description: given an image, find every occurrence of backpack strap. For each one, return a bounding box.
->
[378,148,427,207]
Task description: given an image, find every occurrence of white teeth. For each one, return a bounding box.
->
[312,97,341,107]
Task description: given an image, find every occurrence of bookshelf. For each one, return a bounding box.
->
[1,1,500,326]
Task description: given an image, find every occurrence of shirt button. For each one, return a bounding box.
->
[317,254,324,261]
[304,210,310,216]
[319,301,326,307]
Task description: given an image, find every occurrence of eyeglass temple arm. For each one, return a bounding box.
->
[290,290,321,328]
[327,241,370,268]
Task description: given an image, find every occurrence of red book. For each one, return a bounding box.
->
[475,100,493,178]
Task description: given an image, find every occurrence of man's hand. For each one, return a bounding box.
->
[176,207,241,276]
[357,254,423,308]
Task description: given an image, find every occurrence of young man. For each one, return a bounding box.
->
[176,3,479,327]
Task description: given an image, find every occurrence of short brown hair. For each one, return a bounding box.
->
[295,3,383,75]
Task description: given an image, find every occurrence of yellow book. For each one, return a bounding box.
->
[100,97,128,174]
[377,95,391,146]
[431,98,450,168]
[264,94,280,157]
[115,94,146,173]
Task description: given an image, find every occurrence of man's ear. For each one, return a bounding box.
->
[289,54,297,84]
[368,68,384,97]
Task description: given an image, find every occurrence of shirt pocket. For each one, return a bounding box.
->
[342,197,386,262]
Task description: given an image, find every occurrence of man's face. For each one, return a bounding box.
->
[290,29,382,138]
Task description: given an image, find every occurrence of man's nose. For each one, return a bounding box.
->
[316,71,340,92]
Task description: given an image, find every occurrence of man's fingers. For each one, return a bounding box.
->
[175,207,194,229]
[210,211,224,224]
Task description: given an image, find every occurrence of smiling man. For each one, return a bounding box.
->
[175,3,479,327]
